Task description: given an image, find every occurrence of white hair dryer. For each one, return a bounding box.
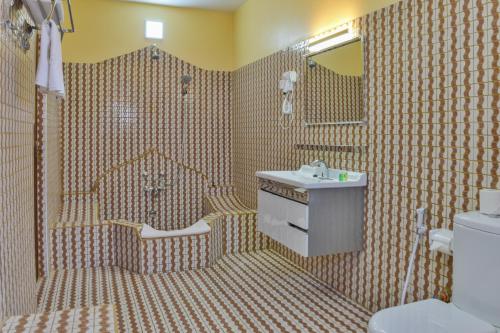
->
[279,71,297,128]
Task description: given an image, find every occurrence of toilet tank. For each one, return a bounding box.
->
[453,212,500,328]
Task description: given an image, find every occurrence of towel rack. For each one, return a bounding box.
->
[3,0,75,51]
[31,0,76,34]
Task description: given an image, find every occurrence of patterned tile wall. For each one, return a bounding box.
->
[45,95,61,233]
[61,48,232,230]
[0,3,37,321]
[34,91,61,277]
[233,0,499,312]
[95,152,207,231]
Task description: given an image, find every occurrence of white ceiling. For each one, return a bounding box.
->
[122,0,247,11]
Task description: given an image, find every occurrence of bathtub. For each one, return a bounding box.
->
[111,219,212,274]
[140,220,210,239]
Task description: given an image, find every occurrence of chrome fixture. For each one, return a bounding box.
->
[181,74,192,95]
[142,171,166,220]
[400,207,427,305]
[150,44,160,60]
[142,171,166,198]
[310,159,329,178]
[307,58,317,68]
[3,0,76,51]
[3,0,34,51]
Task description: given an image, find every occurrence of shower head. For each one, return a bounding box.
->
[181,75,192,85]
[151,44,160,60]
[181,75,192,96]
[307,59,317,68]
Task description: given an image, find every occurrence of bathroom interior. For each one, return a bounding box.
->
[0,0,499,332]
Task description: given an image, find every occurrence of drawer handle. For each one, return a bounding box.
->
[287,222,308,233]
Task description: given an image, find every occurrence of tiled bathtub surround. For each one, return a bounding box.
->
[50,222,112,271]
[93,150,208,230]
[111,220,211,274]
[0,4,37,321]
[233,0,499,312]
[61,49,232,231]
[49,190,268,273]
[58,194,98,226]
[49,195,107,270]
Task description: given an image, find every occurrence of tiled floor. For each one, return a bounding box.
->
[1,305,116,332]
[37,250,371,332]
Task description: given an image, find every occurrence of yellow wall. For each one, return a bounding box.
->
[62,0,234,70]
[234,0,399,68]
[310,40,363,76]
[62,0,399,70]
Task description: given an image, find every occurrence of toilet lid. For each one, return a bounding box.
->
[368,299,496,333]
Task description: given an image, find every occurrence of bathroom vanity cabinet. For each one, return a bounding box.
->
[256,174,366,257]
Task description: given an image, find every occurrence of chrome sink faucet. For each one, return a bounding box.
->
[310,159,329,179]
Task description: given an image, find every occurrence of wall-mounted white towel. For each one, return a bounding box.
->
[22,0,64,26]
[35,20,50,92]
[35,20,65,98]
[48,21,65,97]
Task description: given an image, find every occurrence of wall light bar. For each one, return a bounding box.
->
[307,28,355,54]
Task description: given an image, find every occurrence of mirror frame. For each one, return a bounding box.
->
[303,35,366,127]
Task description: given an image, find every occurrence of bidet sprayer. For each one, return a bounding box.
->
[415,207,427,235]
[401,207,427,305]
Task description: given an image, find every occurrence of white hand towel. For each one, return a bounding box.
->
[48,20,65,98]
[35,20,50,92]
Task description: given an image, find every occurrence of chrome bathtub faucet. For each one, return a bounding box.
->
[142,171,166,198]
[142,171,167,222]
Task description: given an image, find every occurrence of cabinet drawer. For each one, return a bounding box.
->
[282,222,308,256]
[257,190,309,257]
[286,197,309,230]
[257,190,308,229]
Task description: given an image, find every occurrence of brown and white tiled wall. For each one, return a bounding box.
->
[233,0,499,313]
[0,0,498,327]
[47,48,243,274]
[61,49,233,231]
[35,89,61,277]
[0,4,38,321]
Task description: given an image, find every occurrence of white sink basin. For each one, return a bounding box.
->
[256,165,367,190]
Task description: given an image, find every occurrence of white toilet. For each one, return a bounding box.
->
[369,211,500,333]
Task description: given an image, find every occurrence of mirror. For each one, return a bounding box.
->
[304,38,364,125]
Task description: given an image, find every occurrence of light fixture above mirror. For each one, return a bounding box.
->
[306,24,359,57]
